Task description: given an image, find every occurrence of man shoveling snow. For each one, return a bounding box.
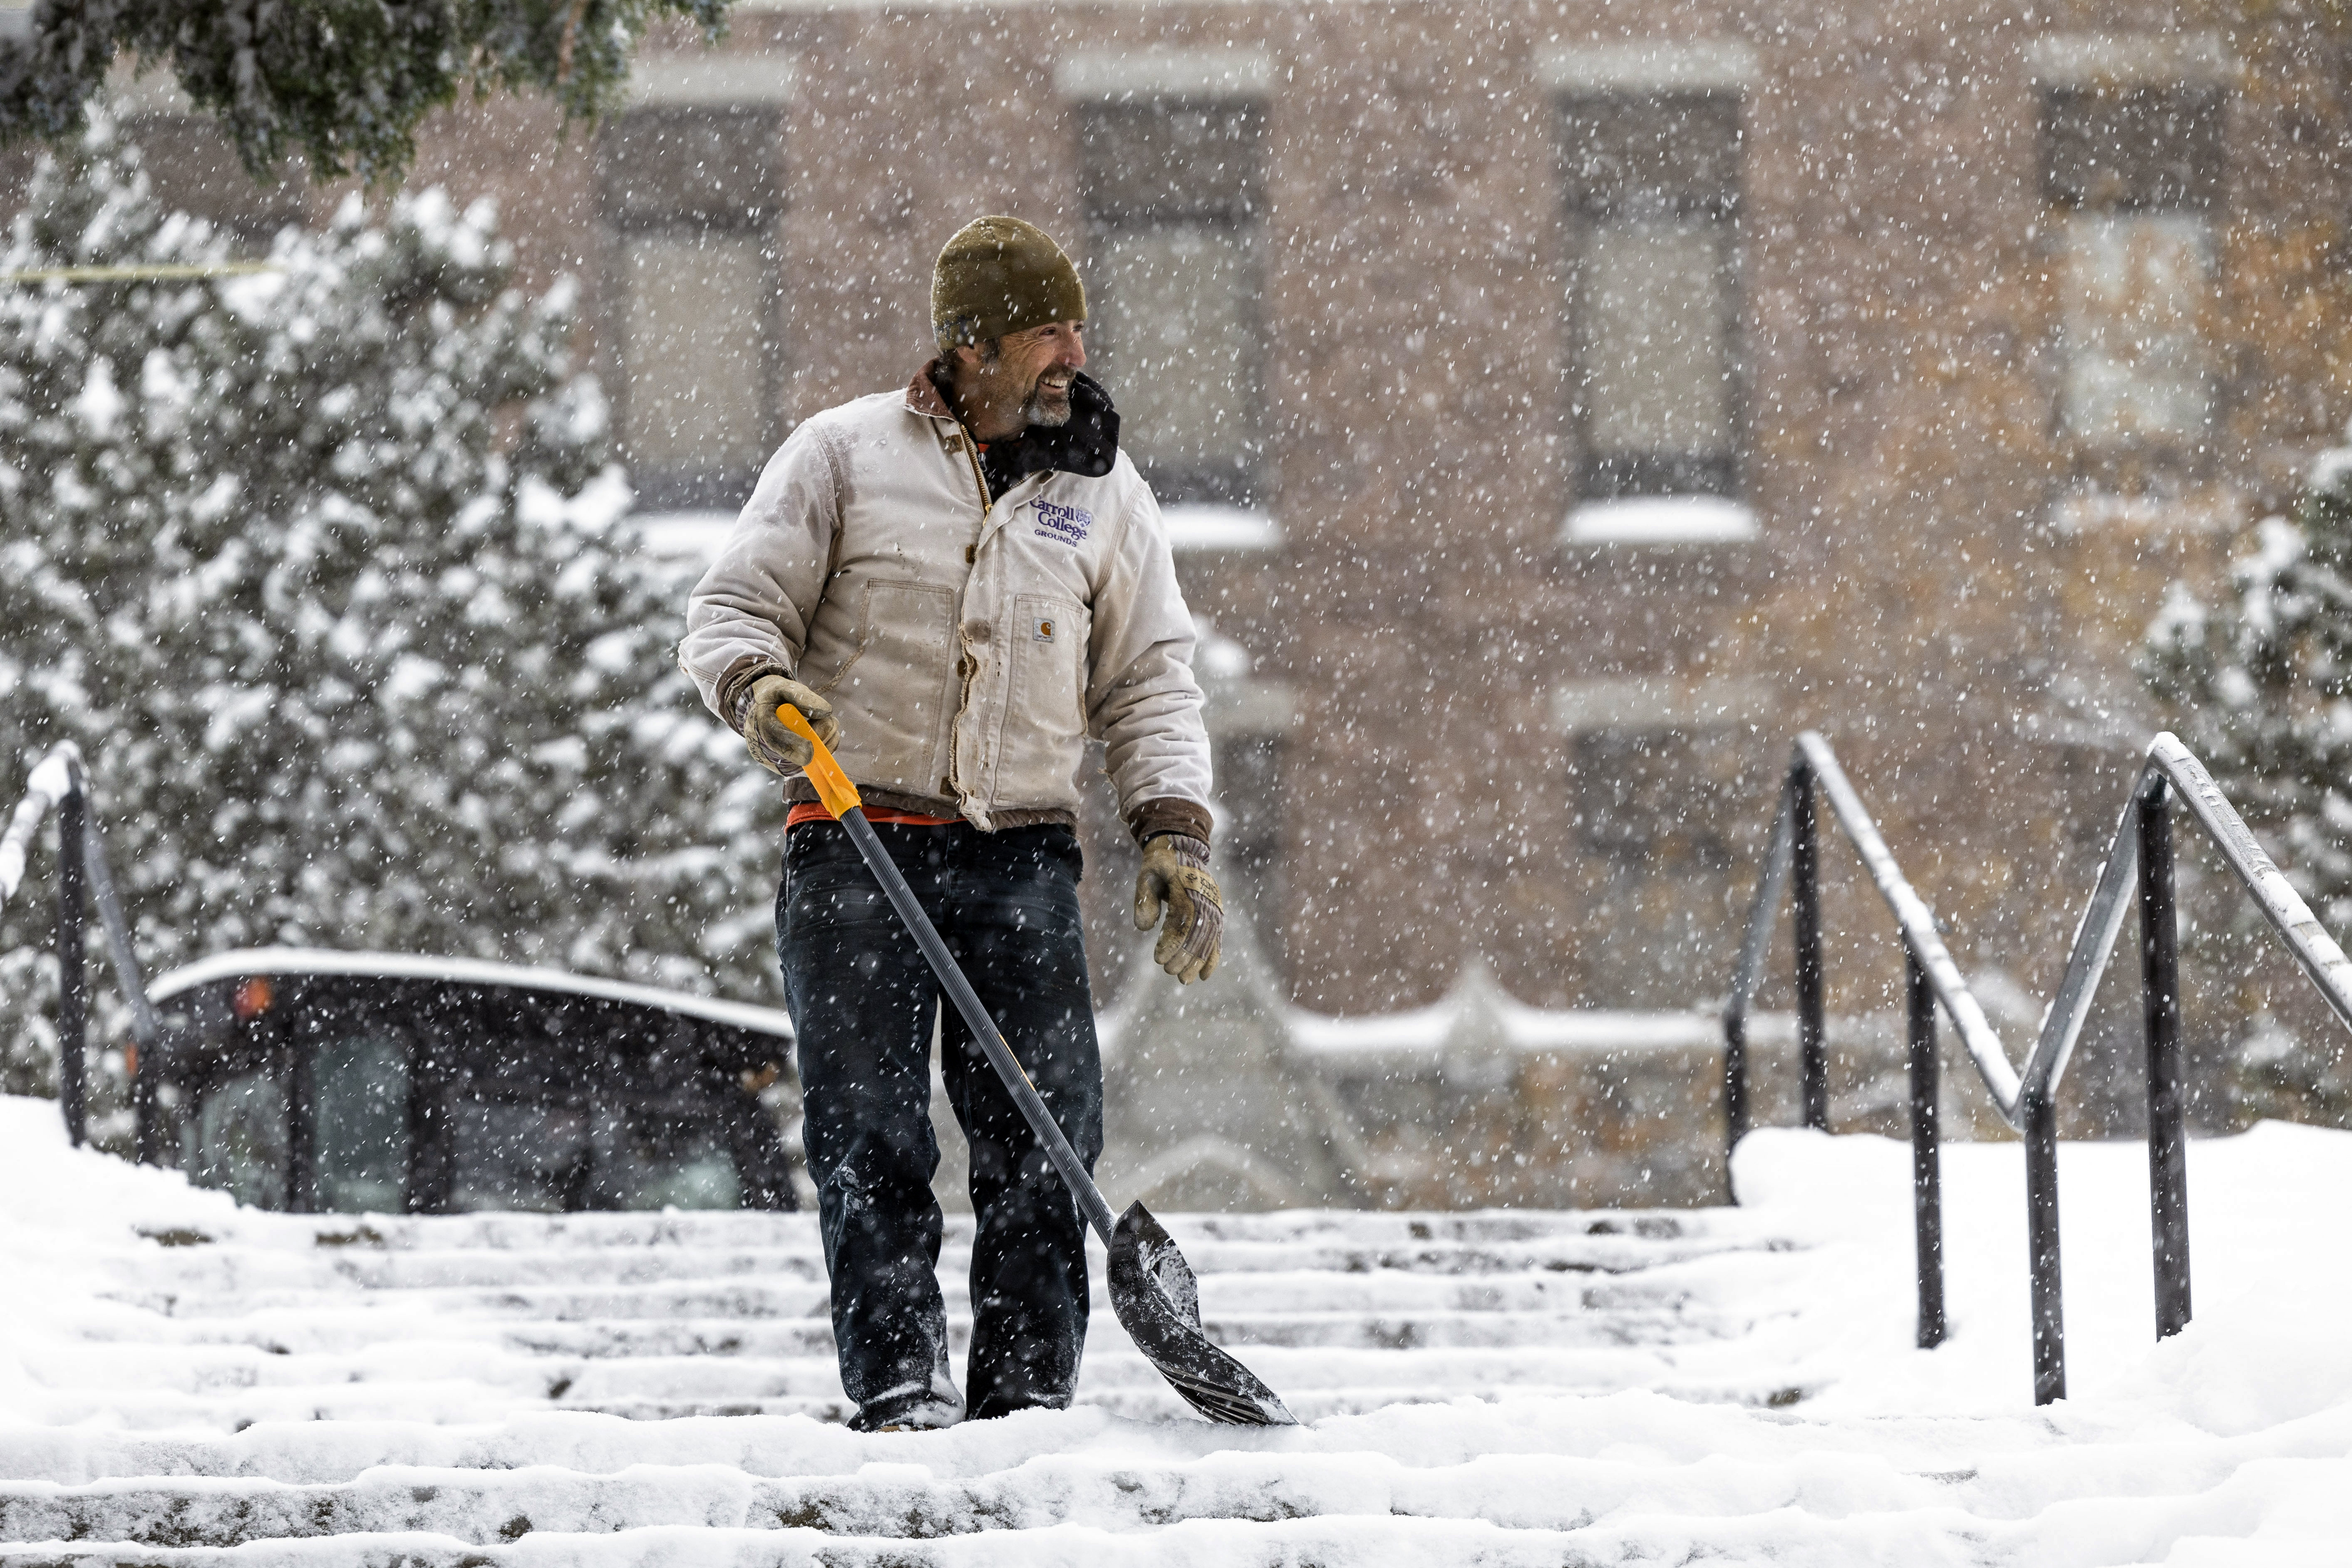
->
[681,215,1224,1432]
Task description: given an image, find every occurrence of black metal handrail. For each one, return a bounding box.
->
[1724,730,2352,1404]
[0,742,161,1151]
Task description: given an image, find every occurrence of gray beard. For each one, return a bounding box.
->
[1023,383,1073,428]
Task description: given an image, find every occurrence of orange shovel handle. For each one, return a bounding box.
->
[777,705,863,819]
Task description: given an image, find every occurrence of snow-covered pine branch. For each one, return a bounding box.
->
[0,112,769,1124]
[2143,426,2352,937]
[0,0,732,187]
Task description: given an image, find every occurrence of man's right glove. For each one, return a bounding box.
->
[740,672,840,774]
[1134,833,1223,983]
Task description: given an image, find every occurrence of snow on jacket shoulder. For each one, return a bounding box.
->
[679,373,1213,841]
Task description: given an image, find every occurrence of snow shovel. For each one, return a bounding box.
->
[777,706,1297,1426]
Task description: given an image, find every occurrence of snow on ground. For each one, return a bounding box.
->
[1,1094,2349,1563]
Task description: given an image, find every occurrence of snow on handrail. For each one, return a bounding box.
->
[2148,734,2352,1021]
[2024,734,2352,1097]
[1722,732,2027,1126]
[1795,734,2026,1123]
[2,741,161,1047]
[78,787,161,1050]
[1728,728,2352,1136]
[0,744,79,911]
[1724,725,2352,1404]
[1722,777,1795,1028]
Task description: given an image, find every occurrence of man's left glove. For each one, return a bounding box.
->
[740,672,841,774]
[1134,833,1223,984]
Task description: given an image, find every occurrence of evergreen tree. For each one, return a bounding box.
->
[2143,428,2352,929]
[0,0,727,186]
[0,112,775,1111]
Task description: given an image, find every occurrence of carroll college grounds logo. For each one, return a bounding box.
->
[1031,499,1093,546]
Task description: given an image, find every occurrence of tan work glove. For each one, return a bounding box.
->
[741,672,840,774]
[1134,833,1223,983]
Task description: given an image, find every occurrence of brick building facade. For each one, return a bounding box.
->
[55,5,2352,1099]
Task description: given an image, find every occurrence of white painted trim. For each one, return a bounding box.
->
[627,52,797,107]
[1054,48,1274,101]
[1163,503,1282,552]
[2027,33,2234,87]
[1538,40,1758,94]
[1551,676,1777,732]
[1293,1002,1768,1070]
[148,946,797,1039]
[2047,486,2244,535]
[1562,496,1758,547]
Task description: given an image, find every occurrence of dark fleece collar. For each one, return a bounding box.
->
[913,360,1120,486]
[985,370,1120,484]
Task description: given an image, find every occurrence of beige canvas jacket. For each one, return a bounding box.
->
[680,368,1213,842]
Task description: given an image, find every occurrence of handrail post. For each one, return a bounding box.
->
[287,1039,317,1214]
[2024,1083,2066,1403]
[1722,772,1796,1169]
[1906,944,1945,1348]
[55,781,88,1147]
[1722,1011,1749,1159]
[132,1040,160,1164]
[1791,763,1829,1131]
[2136,777,2192,1340]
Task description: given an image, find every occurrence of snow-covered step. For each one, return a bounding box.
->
[7,1101,2347,1562]
[102,1248,839,1293]
[115,1281,836,1322]
[48,1282,1795,1379]
[2,1437,1927,1551]
[503,1304,1720,1358]
[560,1380,1797,1425]
[102,1309,1717,1371]
[11,1196,1812,1453]
[107,1233,1754,1292]
[22,1326,1777,1424]
[102,1279,1736,1356]
[93,1251,1757,1330]
[257,1210,1698,1250]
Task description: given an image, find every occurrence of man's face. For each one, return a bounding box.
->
[976,320,1087,429]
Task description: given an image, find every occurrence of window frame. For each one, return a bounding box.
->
[1558,89,1749,507]
[2036,82,2229,474]
[595,104,785,512]
[1075,95,1270,509]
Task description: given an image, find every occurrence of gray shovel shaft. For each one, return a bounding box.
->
[836,806,1120,1245]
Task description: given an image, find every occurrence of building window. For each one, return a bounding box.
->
[1570,725,1746,871]
[1077,99,1265,506]
[2042,85,2224,453]
[1553,674,1771,1005]
[1567,724,1751,1007]
[599,107,781,511]
[1198,625,1293,980]
[1561,94,1743,503]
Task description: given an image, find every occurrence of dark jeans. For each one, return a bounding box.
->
[777,820,1103,1428]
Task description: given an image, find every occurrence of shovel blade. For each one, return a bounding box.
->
[1107,1201,1297,1426]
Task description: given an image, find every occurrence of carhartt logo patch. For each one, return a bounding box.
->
[1031,499,1093,546]
[1032,617,1057,643]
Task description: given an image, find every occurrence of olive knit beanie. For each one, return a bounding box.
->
[932,216,1086,349]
